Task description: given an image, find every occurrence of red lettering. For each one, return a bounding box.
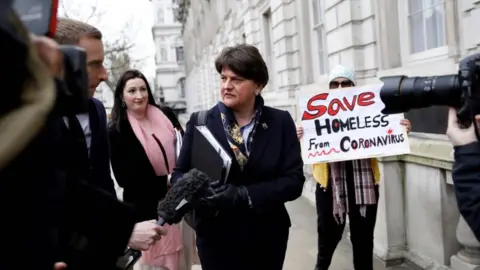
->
[301,93,328,120]
[342,95,357,110]
[327,98,346,116]
[302,91,376,121]
[358,92,375,106]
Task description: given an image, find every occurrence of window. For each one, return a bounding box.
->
[261,8,276,92]
[178,77,186,98]
[407,0,446,54]
[158,85,165,104]
[157,9,164,24]
[176,46,184,62]
[160,48,167,62]
[311,0,328,75]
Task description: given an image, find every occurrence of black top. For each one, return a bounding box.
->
[109,118,169,222]
[453,141,480,241]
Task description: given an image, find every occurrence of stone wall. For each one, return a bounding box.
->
[178,1,480,268]
[181,0,480,115]
[302,134,480,270]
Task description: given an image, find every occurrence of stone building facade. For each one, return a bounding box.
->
[175,0,480,269]
[178,0,479,126]
[151,0,186,113]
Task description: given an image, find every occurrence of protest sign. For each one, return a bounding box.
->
[298,84,410,164]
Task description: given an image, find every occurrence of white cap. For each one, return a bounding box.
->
[328,65,356,85]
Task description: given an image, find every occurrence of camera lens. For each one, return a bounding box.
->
[379,75,462,114]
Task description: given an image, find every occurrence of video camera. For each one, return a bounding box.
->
[380,53,480,138]
[13,0,89,115]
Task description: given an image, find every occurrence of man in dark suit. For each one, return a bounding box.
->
[0,8,165,270]
[54,18,115,196]
[51,18,170,267]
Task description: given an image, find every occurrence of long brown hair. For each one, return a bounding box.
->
[109,69,158,132]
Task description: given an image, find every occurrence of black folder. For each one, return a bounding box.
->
[191,126,232,183]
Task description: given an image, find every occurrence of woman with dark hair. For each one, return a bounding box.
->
[109,69,183,270]
[171,44,305,270]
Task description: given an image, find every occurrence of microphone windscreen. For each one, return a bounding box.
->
[120,169,212,270]
[157,168,211,224]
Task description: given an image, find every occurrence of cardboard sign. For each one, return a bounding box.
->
[298,84,411,164]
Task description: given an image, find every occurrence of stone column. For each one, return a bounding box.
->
[373,156,406,266]
[451,216,480,269]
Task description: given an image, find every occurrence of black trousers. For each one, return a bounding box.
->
[196,225,289,270]
[315,173,379,270]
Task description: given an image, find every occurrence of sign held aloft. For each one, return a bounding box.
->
[298,84,411,164]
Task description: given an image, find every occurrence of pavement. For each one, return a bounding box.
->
[190,197,415,270]
[119,177,415,270]
[284,197,415,270]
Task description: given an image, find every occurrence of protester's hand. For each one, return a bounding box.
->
[31,34,64,78]
[296,125,304,140]
[206,181,251,210]
[400,119,412,134]
[53,262,67,270]
[446,107,480,146]
[128,220,167,251]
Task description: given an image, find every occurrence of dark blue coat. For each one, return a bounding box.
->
[172,103,305,242]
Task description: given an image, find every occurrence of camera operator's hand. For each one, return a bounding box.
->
[296,125,304,140]
[128,220,167,251]
[53,262,67,270]
[400,119,412,134]
[31,35,64,78]
[446,107,480,146]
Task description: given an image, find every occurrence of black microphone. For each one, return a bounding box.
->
[117,169,212,269]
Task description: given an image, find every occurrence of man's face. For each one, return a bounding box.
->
[78,37,108,98]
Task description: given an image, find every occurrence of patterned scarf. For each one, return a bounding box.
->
[217,96,264,170]
[329,159,376,224]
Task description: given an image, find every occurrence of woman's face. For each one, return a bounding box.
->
[329,77,354,90]
[220,67,260,110]
[122,78,149,114]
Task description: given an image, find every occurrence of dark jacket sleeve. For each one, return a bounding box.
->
[453,141,480,241]
[94,99,116,196]
[171,113,196,185]
[245,110,305,214]
[109,128,132,188]
[64,178,135,267]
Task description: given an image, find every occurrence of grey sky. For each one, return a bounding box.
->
[58,0,156,78]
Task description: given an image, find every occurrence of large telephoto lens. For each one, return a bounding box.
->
[379,75,462,115]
